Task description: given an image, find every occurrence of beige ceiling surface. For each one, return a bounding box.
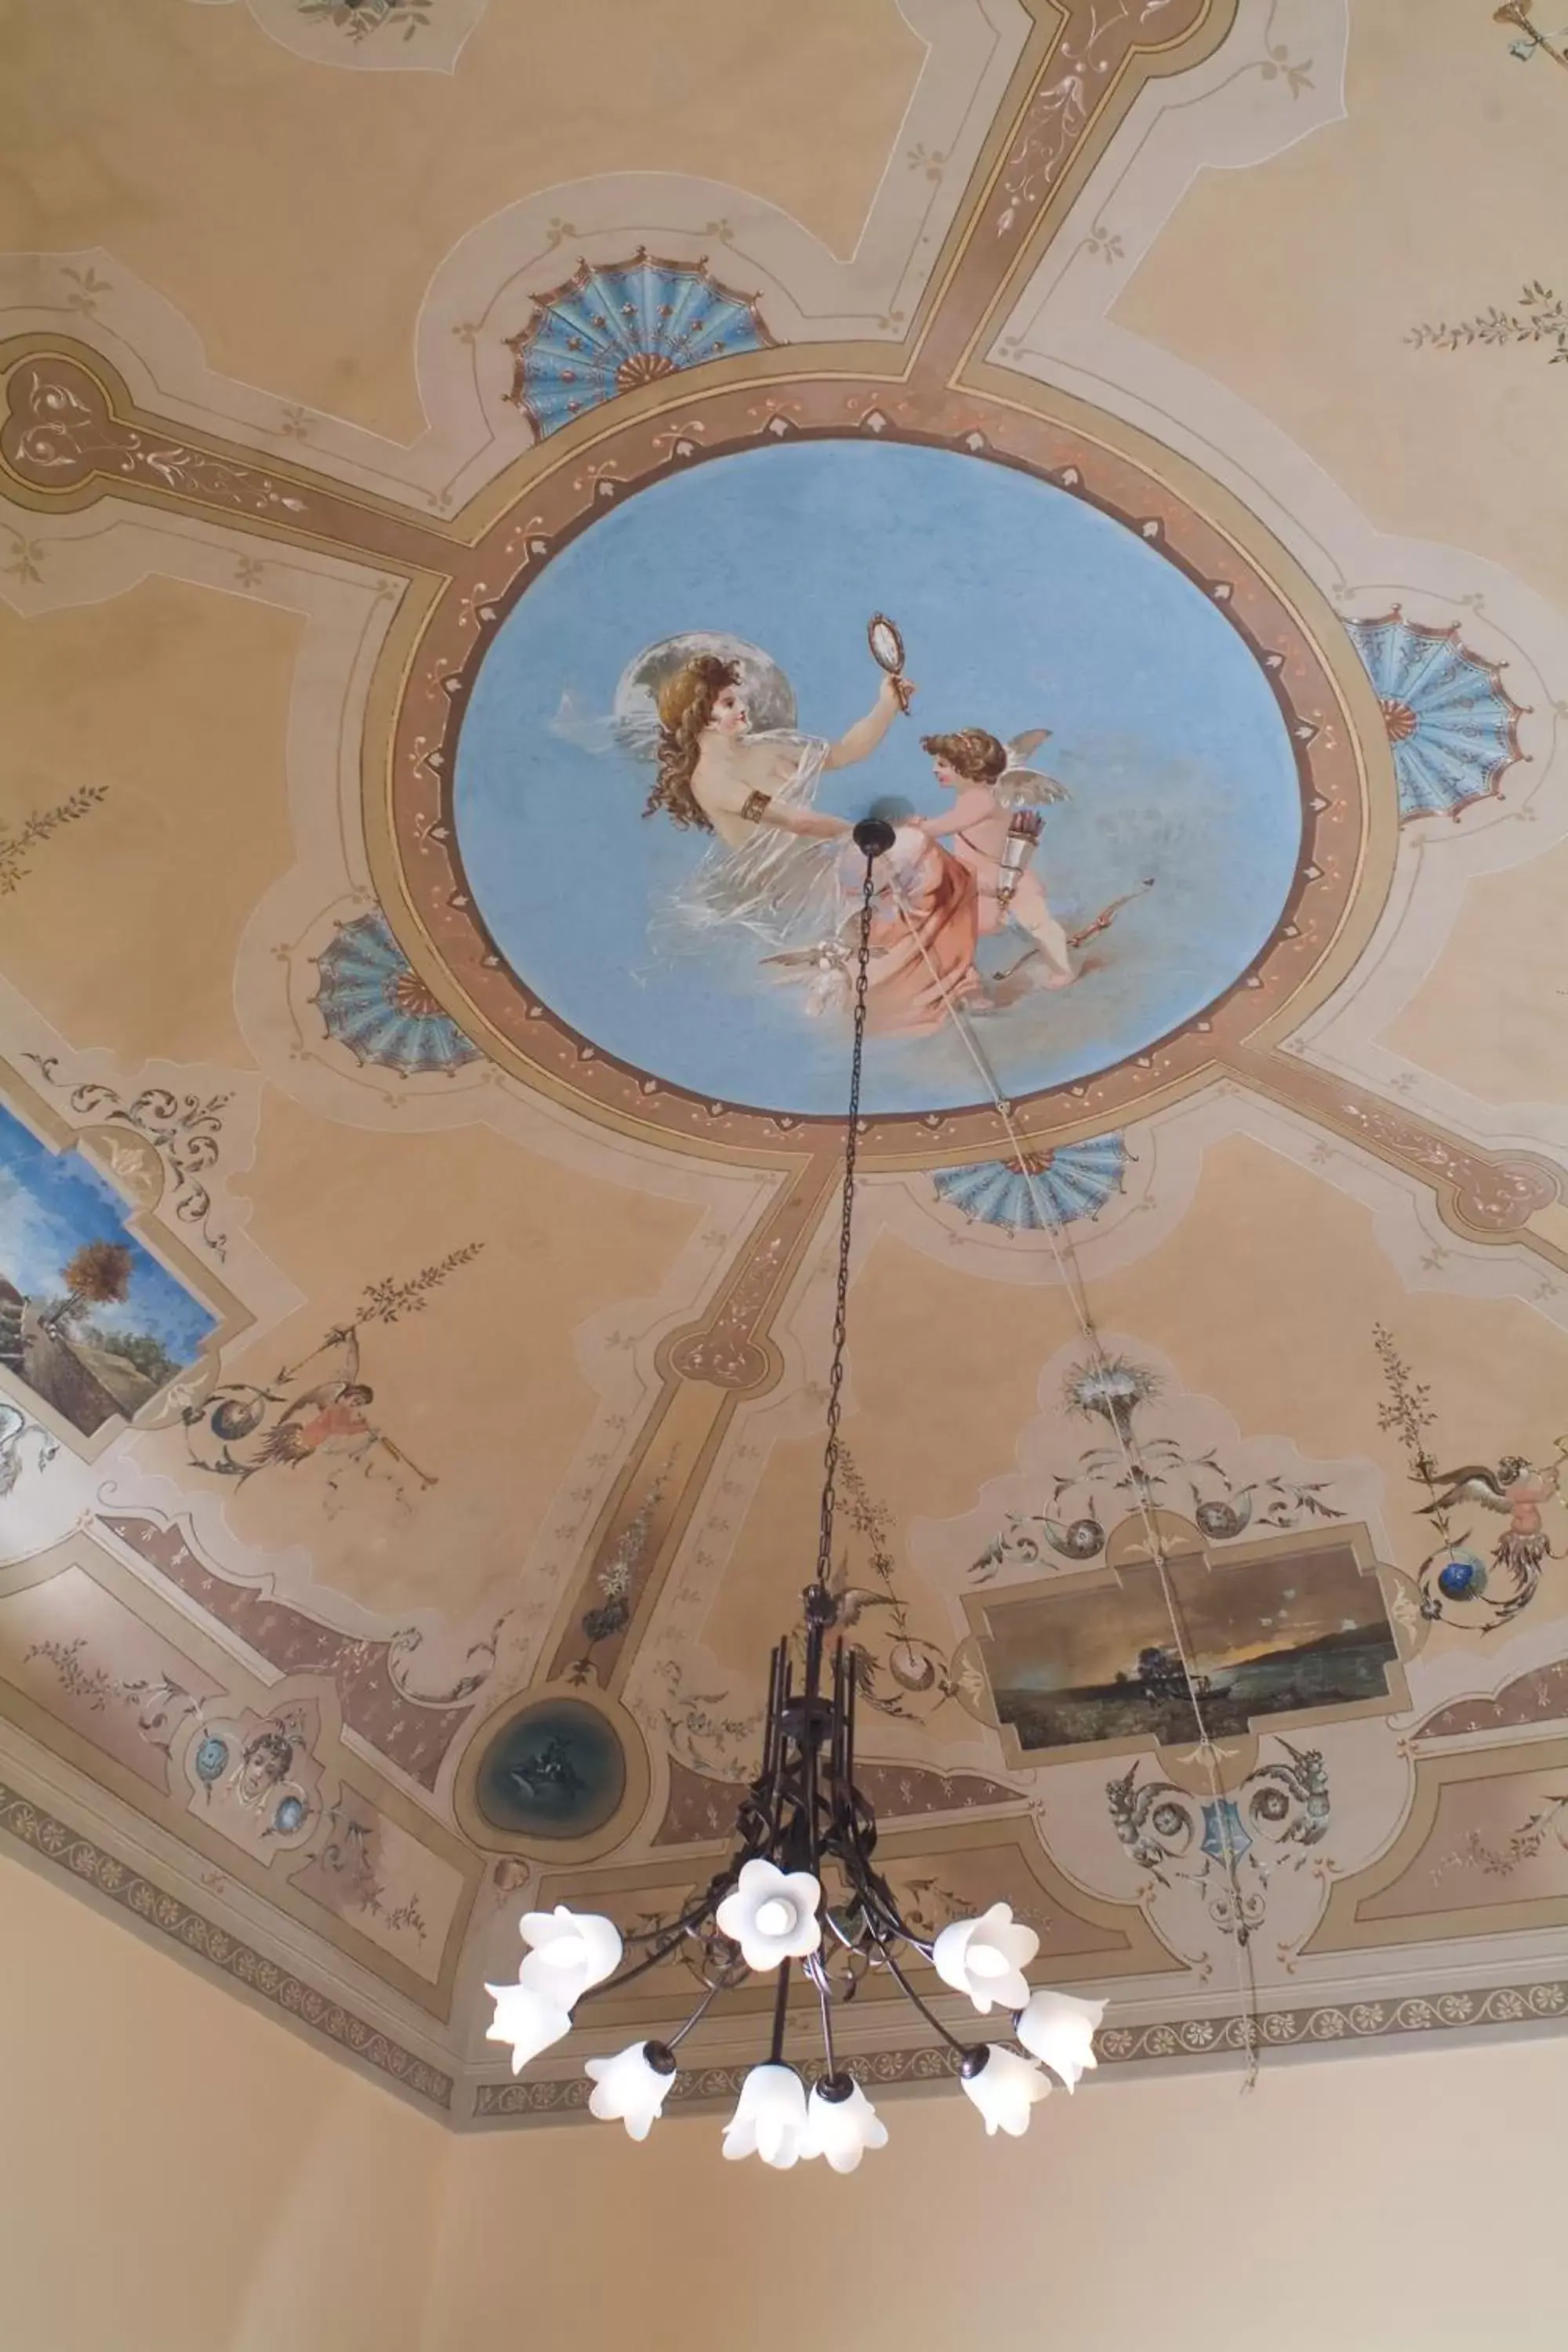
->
[1118,0,1568,612]
[3,0,1568,2129]
[2,0,918,438]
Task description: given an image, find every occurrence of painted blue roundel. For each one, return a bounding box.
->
[476,1698,626,1840]
[454,439,1302,1118]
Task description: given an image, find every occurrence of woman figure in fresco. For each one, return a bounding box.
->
[911,728,1076,989]
[645,652,900,948]
[644,649,993,1036]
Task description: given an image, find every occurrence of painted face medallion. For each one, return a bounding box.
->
[450,438,1305,1120]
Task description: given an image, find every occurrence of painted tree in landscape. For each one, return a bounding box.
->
[49,1240,133,1334]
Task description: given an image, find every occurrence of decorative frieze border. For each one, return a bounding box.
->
[8,1762,1564,2131]
[0,1780,453,2112]
[474,1978,1568,2122]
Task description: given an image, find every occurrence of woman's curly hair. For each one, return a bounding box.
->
[644,654,740,829]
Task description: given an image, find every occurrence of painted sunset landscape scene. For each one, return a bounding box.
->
[981,1540,1401,1755]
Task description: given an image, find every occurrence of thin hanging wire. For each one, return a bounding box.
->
[889,885,1262,2089]
[813,846,880,1600]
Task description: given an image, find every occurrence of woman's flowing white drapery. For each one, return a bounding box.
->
[652,733,844,957]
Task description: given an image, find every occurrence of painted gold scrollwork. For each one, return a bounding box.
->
[1334,1099,1560,1231]
[2,358,310,520]
[24,1059,233,1257]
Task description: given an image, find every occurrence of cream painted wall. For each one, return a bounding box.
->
[429,2035,1568,2352]
[0,1850,445,2352]
[5,1842,1566,2350]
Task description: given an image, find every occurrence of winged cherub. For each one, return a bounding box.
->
[910,728,1076,988]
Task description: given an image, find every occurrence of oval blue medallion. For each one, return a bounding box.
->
[194,1733,229,1784]
[476,1697,626,1840]
[454,439,1302,1116]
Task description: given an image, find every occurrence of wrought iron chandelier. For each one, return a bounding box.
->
[485,822,1105,2169]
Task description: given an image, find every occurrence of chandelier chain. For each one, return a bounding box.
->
[814,846,879,1598]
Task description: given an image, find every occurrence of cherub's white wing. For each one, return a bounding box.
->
[995,728,1067,809]
[995,764,1070,811]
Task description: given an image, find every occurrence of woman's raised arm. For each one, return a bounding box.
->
[824,673,913,771]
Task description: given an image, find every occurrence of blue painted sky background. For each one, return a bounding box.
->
[0,1105,216,1362]
[455,441,1301,1116]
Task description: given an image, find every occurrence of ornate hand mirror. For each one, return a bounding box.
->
[866,612,913,711]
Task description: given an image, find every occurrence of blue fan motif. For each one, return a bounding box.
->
[313,912,481,1078]
[505,249,774,438]
[932,1138,1130,1233]
[1346,608,1527,822]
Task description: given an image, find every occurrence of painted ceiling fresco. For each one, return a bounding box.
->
[4,0,1568,2127]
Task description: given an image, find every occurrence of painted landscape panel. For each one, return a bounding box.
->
[0,1103,216,1437]
[980,1537,1399,1755]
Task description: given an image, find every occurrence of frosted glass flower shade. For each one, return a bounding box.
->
[517,1905,622,2007]
[722,2063,814,2169]
[932,1902,1040,2015]
[1015,1987,1105,2091]
[715,1859,822,1973]
[959,2042,1051,2136]
[484,1980,573,2074]
[585,2040,677,2140]
[805,2077,888,2173]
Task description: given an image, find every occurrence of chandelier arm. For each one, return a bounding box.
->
[865,1926,971,2056]
[815,1959,838,2079]
[858,1889,935,1966]
[615,1866,735,1947]
[760,1637,786,1796]
[768,1957,793,2067]
[666,1976,724,2052]
[829,1639,849,1798]
[821,1901,858,1953]
[846,1620,858,1763]
[579,1933,708,2004]
[578,1884,734,2002]
[801,1617,822,1881]
[762,1642,793,1840]
[735,1775,794,1859]
[616,1911,714,1955]
[829,1814,935,1961]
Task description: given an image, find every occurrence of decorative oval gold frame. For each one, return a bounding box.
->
[372,374,1396,1169]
